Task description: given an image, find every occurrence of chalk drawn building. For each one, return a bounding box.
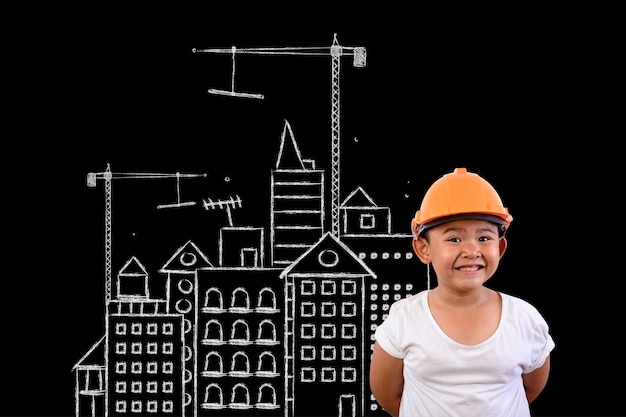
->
[74,116,419,416]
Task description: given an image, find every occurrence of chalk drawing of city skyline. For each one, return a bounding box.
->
[72,34,423,417]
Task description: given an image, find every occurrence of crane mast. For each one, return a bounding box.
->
[194,34,366,237]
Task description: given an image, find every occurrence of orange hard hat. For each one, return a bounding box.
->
[411,167,513,239]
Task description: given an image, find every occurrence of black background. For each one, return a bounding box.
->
[4,5,622,417]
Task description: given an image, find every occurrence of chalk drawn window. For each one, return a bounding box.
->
[321,280,336,295]
[342,367,357,382]
[342,345,357,360]
[342,280,357,295]
[321,324,336,339]
[318,249,339,267]
[204,352,224,375]
[147,381,157,393]
[230,351,250,376]
[163,323,174,335]
[147,401,157,413]
[115,381,126,394]
[230,319,251,345]
[301,280,315,295]
[163,381,173,394]
[115,342,126,355]
[321,367,336,382]
[257,319,278,345]
[131,362,142,374]
[301,345,316,360]
[301,367,315,382]
[204,288,224,311]
[257,352,278,376]
[321,346,336,360]
[230,287,251,313]
[147,342,157,355]
[147,323,158,335]
[342,324,357,339]
[115,401,126,413]
[230,383,251,409]
[342,302,357,317]
[131,323,142,335]
[163,361,173,374]
[321,302,336,317]
[204,383,224,409]
[257,287,278,312]
[301,324,316,339]
[204,320,224,345]
[301,302,315,317]
[176,298,193,314]
[163,401,173,413]
[147,362,157,374]
[257,383,279,409]
[382,252,390,259]
[131,342,142,355]
[178,278,194,295]
[131,381,142,394]
[115,362,126,374]
[405,252,413,259]
[163,342,173,354]
[360,213,375,229]
[115,323,126,335]
[131,400,141,413]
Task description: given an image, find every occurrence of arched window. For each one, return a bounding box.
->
[229,383,251,410]
[256,319,278,345]
[203,352,224,376]
[229,351,251,377]
[203,320,225,345]
[229,287,251,313]
[256,383,279,409]
[229,319,250,345]
[203,384,225,409]
[256,287,278,313]
[203,288,224,312]
[256,352,278,377]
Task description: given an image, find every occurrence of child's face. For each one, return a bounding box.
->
[421,219,507,292]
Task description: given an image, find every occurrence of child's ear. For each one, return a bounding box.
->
[499,236,508,257]
[412,237,431,265]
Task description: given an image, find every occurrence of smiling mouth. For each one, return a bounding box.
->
[457,266,482,272]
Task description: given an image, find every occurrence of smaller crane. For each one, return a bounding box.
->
[87,164,206,304]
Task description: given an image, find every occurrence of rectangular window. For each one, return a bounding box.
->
[115,342,126,355]
[163,323,174,335]
[147,401,158,413]
[147,381,158,393]
[115,400,126,413]
[163,381,173,394]
[115,381,126,394]
[163,361,174,374]
[342,345,357,360]
[342,367,357,382]
[115,362,127,374]
[301,367,315,382]
[147,342,158,355]
[147,362,158,374]
[360,213,375,229]
[342,302,356,317]
[301,345,316,361]
[131,400,142,413]
[321,324,336,339]
[300,280,315,295]
[131,362,142,374]
[131,342,142,355]
[131,323,142,336]
[321,367,336,382]
[131,381,142,394]
[321,302,336,317]
[342,324,357,339]
[163,400,174,413]
[147,323,158,335]
[163,342,173,355]
[321,346,336,360]
[115,323,127,336]
[342,281,357,295]
[301,302,315,317]
[301,324,316,339]
[321,280,336,295]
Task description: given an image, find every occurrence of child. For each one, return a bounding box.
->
[370,167,555,417]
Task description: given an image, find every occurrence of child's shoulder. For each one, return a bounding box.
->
[389,290,428,313]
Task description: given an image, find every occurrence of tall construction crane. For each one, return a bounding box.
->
[193,34,366,238]
[87,164,206,305]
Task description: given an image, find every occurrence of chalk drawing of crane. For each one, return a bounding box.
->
[193,33,367,238]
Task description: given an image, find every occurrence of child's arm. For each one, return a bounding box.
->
[369,341,404,417]
[522,354,551,403]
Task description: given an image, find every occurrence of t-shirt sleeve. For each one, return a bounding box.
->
[374,301,406,359]
[522,308,556,374]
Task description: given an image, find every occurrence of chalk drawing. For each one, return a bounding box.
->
[73,34,423,417]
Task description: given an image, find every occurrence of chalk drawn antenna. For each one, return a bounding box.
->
[202,194,243,227]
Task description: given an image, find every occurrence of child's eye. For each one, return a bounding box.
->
[478,236,491,242]
[448,237,461,243]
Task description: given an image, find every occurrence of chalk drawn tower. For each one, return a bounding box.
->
[270,120,325,267]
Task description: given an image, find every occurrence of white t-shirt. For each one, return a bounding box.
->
[374,290,555,417]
